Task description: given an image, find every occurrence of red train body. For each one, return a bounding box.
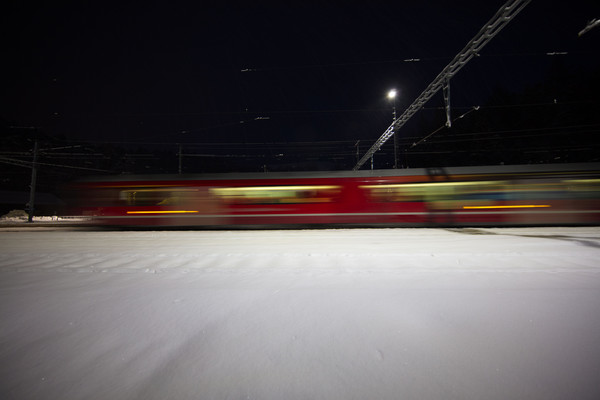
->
[68,163,600,228]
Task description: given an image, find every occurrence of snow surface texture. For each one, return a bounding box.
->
[1,227,599,400]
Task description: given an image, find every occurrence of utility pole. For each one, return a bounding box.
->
[388,89,398,168]
[27,140,39,223]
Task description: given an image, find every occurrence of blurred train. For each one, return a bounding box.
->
[66,163,600,228]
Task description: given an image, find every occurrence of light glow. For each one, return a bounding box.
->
[361,181,501,189]
[211,185,339,195]
[463,205,551,209]
[126,210,199,214]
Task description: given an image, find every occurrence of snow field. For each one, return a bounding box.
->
[1,227,600,399]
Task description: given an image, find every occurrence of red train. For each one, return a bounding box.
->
[68,163,600,228]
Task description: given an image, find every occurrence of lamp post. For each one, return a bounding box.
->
[387,89,398,168]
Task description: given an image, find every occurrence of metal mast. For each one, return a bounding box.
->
[353,0,531,170]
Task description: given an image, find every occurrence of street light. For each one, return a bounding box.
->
[388,89,398,168]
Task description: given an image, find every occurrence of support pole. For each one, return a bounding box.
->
[392,101,398,168]
[443,79,451,128]
[27,140,39,223]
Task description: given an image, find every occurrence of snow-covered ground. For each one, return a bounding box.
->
[1,227,599,400]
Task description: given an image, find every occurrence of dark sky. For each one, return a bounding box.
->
[3,1,599,149]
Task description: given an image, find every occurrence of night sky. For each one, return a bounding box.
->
[2,1,600,173]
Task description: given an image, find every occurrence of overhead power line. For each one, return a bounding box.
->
[0,156,113,172]
[353,0,532,170]
[410,106,480,149]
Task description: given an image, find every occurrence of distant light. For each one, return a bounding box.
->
[387,89,397,99]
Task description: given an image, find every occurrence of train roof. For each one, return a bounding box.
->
[77,162,600,183]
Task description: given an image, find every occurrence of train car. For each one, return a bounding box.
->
[66,163,600,228]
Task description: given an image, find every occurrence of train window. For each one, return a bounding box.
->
[361,181,506,202]
[501,181,573,200]
[563,179,600,198]
[119,188,199,206]
[209,185,341,205]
